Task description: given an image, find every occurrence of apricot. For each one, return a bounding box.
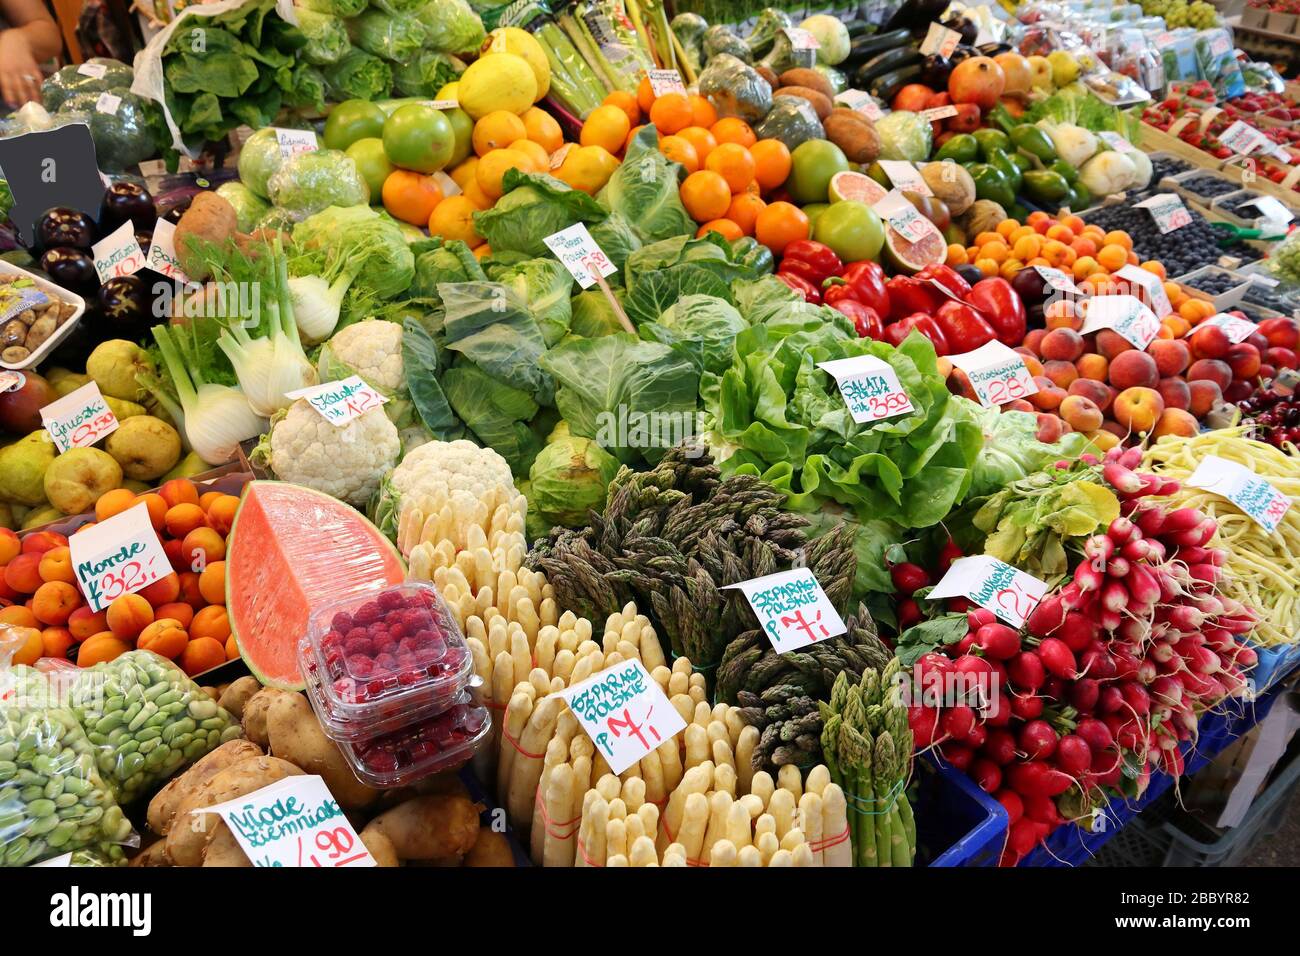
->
[37,546,75,584]
[1149,339,1191,377]
[1112,386,1165,435]
[205,495,241,536]
[199,561,226,606]
[137,618,190,659]
[1060,394,1104,432]
[1107,350,1159,390]
[191,604,230,642]
[159,479,200,509]
[138,493,168,533]
[1075,353,1108,381]
[154,601,195,629]
[1157,377,1191,411]
[225,634,239,660]
[1152,408,1199,439]
[139,572,181,607]
[0,529,19,565]
[4,553,42,595]
[31,581,81,626]
[106,593,154,640]
[6,625,43,665]
[68,605,108,642]
[21,530,67,555]
[164,503,206,540]
[181,527,226,571]
[94,488,137,522]
[179,637,226,677]
[0,605,39,630]
[42,626,75,660]
[179,571,205,610]
[77,632,131,667]
[199,491,223,511]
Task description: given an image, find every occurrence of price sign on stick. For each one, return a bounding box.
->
[1034,265,1083,296]
[727,568,848,652]
[1080,293,1161,350]
[948,340,1039,408]
[930,556,1049,628]
[90,221,146,283]
[69,502,170,612]
[878,160,932,196]
[1135,193,1192,234]
[561,659,686,774]
[818,355,914,423]
[198,776,376,867]
[286,375,388,427]
[873,189,934,243]
[1187,455,1291,533]
[1115,264,1172,320]
[544,222,617,290]
[274,127,318,158]
[40,381,118,452]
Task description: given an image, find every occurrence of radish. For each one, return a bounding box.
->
[1188,563,1221,586]
[1181,668,1217,699]
[1230,644,1258,669]
[1055,735,1092,776]
[947,596,974,614]
[996,790,1024,825]
[1008,650,1046,690]
[942,704,976,740]
[1112,650,1142,681]
[971,758,1002,793]
[967,607,997,630]
[1217,615,1256,636]
[954,654,995,703]
[891,562,931,595]
[1103,460,1143,493]
[1151,674,1184,707]
[1019,719,1059,759]
[1023,792,1061,826]
[975,623,1021,660]
[1189,644,1222,675]
[1010,692,1045,720]
[1161,506,1204,533]
[1108,516,1136,544]
[1058,581,1087,611]
[907,705,940,744]
[1136,506,1166,536]
[1080,648,1117,680]
[938,536,963,572]
[1075,717,1114,753]
[1101,580,1128,613]
[950,632,977,657]
[896,597,922,630]
[1121,536,1154,562]
[983,728,1018,765]
[1009,817,1040,856]
[1127,564,1160,607]
[1007,761,1074,797]
[1097,684,1125,714]
[1069,677,1100,713]
[1038,638,1077,679]
[1116,616,1150,645]
[1105,556,1131,579]
[1121,682,1151,716]
[1074,561,1104,593]
[1158,745,1185,778]
[1150,640,1177,664]
[1058,611,1097,652]
[1099,608,1122,632]
[939,742,974,771]
[1025,593,1067,638]
[964,722,988,749]
[1118,446,1142,469]
[1084,534,1115,566]
[1042,675,1065,700]
[1137,659,1158,683]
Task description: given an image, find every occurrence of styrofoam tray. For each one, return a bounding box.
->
[0,261,87,370]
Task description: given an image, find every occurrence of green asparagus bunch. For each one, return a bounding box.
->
[819,661,916,867]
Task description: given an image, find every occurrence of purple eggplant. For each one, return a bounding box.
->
[35,208,96,253]
[99,181,157,235]
[40,247,99,293]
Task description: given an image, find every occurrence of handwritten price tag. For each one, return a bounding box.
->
[144,219,189,283]
[1081,294,1161,350]
[560,658,685,775]
[1220,121,1271,157]
[929,555,1048,628]
[727,567,848,653]
[784,26,820,50]
[422,99,459,110]
[834,89,884,121]
[921,21,962,57]
[1135,193,1192,234]
[647,69,686,96]
[274,128,318,159]
[68,502,170,612]
[1187,455,1291,533]
[198,776,376,868]
[0,371,23,393]
[1202,312,1257,343]
[948,340,1039,408]
[818,354,914,423]
[1239,195,1295,225]
[1098,131,1137,154]
[920,105,959,121]
[40,381,118,453]
[543,222,617,289]
[1116,264,1172,319]
[286,375,388,427]
[878,160,933,196]
[1034,265,1083,296]
[90,221,146,283]
[873,189,934,244]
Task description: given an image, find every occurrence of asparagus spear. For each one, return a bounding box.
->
[845,725,876,867]
[873,731,894,868]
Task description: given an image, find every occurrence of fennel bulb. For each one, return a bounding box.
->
[288,273,351,345]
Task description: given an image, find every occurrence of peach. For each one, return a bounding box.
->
[0,605,38,629]
[1226,343,1261,380]
[1152,408,1199,439]
[1043,359,1079,389]
[31,581,80,626]
[1035,413,1064,443]
[154,601,195,629]
[106,593,154,640]
[1004,399,1036,413]
[181,527,226,571]
[1060,394,1104,431]
[1266,346,1298,370]
[1188,379,1223,418]
[4,553,42,595]
[68,605,108,642]
[159,479,200,509]
[1149,339,1191,377]
[1046,309,1084,332]
[1085,428,1121,451]
[1068,378,1113,413]
[164,503,207,540]
[1112,386,1165,435]
[139,572,181,607]
[1101,420,1128,440]
[1022,328,1048,356]
[37,546,75,585]
[1187,358,1232,392]
[21,530,67,555]
[0,529,18,565]
[1030,381,1066,410]
[1095,329,1134,361]
[1189,325,1230,361]
[1157,377,1191,411]
[1075,353,1108,381]
[1016,349,1045,377]
[1108,350,1159,390]
[1041,328,1087,362]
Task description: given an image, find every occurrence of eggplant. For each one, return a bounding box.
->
[884,0,950,33]
[99,181,156,235]
[943,15,978,45]
[977,42,1012,56]
[34,208,96,253]
[40,247,99,294]
[96,274,151,338]
[161,195,193,225]
[948,45,978,66]
[921,53,953,88]
[955,264,984,288]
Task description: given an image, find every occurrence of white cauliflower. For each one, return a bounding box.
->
[317,319,405,391]
[266,400,401,507]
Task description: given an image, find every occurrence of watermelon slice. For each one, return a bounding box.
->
[227,482,406,690]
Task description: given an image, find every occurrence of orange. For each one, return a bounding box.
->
[750,139,791,192]
[1096,244,1128,272]
[472,110,527,156]
[450,156,479,190]
[704,142,756,193]
[580,104,632,153]
[648,92,693,134]
[510,138,550,171]
[687,94,717,128]
[179,637,226,677]
[94,488,136,523]
[696,218,744,240]
[429,195,484,248]
[476,147,530,200]
[522,106,563,153]
[710,117,756,147]
[726,192,765,234]
[462,176,495,210]
[676,126,718,163]
[636,75,655,116]
[602,90,641,127]
[473,244,493,261]
[679,170,732,222]
[382,170,443,226]
[659,135,700,173]
[754,201,809,254]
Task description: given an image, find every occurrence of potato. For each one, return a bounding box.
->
[218,676,262,719]
[463,828,515,867]
[363,795,482,864]
[361,828,400,867]
[266,692,378,811]
[166,755,303,867]
[201,826,252,867]
[773,87,832,120]
[129,840,172,867]
[779,68,834,99]
[241,687,295,746]
[148,739,263,836]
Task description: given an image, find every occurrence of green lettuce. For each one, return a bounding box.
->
[401,315,463,441]
[296,8,351,64]
[415,0,485,54]
[622,234,769,327]
[597,125,693,244]
[392,50,464,98]
[325,49,393,101]
[293,205,414,300]
[967,404,1094,500]
[347,10,428,62]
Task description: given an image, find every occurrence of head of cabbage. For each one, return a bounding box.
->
[527,422,620,528]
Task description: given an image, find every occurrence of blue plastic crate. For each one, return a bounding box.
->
[1252,642,1300,695]
[916,754,1009,867]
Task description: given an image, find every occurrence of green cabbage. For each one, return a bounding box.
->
[528,422,620,529]
[473,170,607,258]
[58,90,158,172]
[486,257,574,347]
[410,237,486,300]
[597,125,693,244]
[41,59,134,111]
[267,148,370,219]
[640,294,747,375]
[800,15,850,65]
[569,289,627,338]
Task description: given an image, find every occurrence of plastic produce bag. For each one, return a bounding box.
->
[297,7,352,65]
[41,58,134,111]
[0,663,135,867]
[698,54,771,123]
[56,90,159,172]
[298,0,368,17]
[415,0,485,53]
[393,51,465,98]
[754,97,824,150]
[64,651,241,806]
[267,149,371,220]
[347,9,428,62]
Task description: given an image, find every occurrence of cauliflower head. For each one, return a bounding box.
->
[268,400,401,506]
[318,319,405,392]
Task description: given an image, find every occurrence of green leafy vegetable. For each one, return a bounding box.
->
[347,10,428,62]
[292,204,415,300]
[325,49,393,102]
[473,170,607,258]
[569,288,627,338]
[485,257,574,347]
[392,50,465,98]
[267,149,370,219]
[296,8,351,65]
[401,315,463,440]
[639,293,747,375]
[410,237,486,300]
[967,404,1093,500]
[597,125,693,244]
[528,421,621,530]
[415,0,485,54]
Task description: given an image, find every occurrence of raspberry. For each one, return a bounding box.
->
[330,612,354,633]
[388,620,407,641]
[378,590,404,611]
[365,751,399,773]
[398,669,421,686]
[344,637,374,658]
[463,708,488,735]
[345,626,369,644]
[402,608,427,631]
[321,630,344,652]
[353,602,380,626]
[346,656,374,677]
[374,653,399,674]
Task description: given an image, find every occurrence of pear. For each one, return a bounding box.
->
[0,430,56,507]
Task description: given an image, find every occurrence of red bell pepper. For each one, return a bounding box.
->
[918,263,972,302]
[775,270,821,303]
[885,275,944,322]
[935,300,997,353]
[883,313,950,355]
[828,299,884,339]
[965,277,1027,347]
[779,240,843,285]
[838,260,891,317]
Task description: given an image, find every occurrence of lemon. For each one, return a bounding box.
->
[458,53,538,119]
[482,27,550,100]
[436,81,459,103]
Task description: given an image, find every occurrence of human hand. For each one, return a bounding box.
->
[0,31,43,108]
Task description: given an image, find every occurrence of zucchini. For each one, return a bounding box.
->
[844,28,915,64]
[868,63,923,102]
[977,42,1012,56]
[852,46,921,87]
[844,20,871,38]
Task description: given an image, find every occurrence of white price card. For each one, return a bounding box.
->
[33,853,73,867]
[921,21,963,57]
[286,375,388,427]
[144,218,189,283]
[834,89,884,121]
[94,92,121,115]
[878,160,932,196]
[1187,455,1291,533]
[784,26,820,49]
[1202,312,1257,343]
[0,371,23,393]
[1080,294,1161,350]
[40,381,118,453]
[929,555,1049,628]
[1135,193,1192,234]
[544,222,617,289]
[274,127,318,158]
[560,658,686,775]
[1240,195,1295,225]
[873,189,934,244]
[919,104,959,122]
[197,775,376,868]
[421,99,459,111]
[90,220,146,283]
[948,340,1039,408]
[647,69,686,96]
[727,567,847,652]
[1034,265,1083,296]
[1220,120,1271,157]
[818,354,914,423]
[1116,263,1172,319]
[432,170,461,196]
[77,62,108,79]
[68,502,170,612]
